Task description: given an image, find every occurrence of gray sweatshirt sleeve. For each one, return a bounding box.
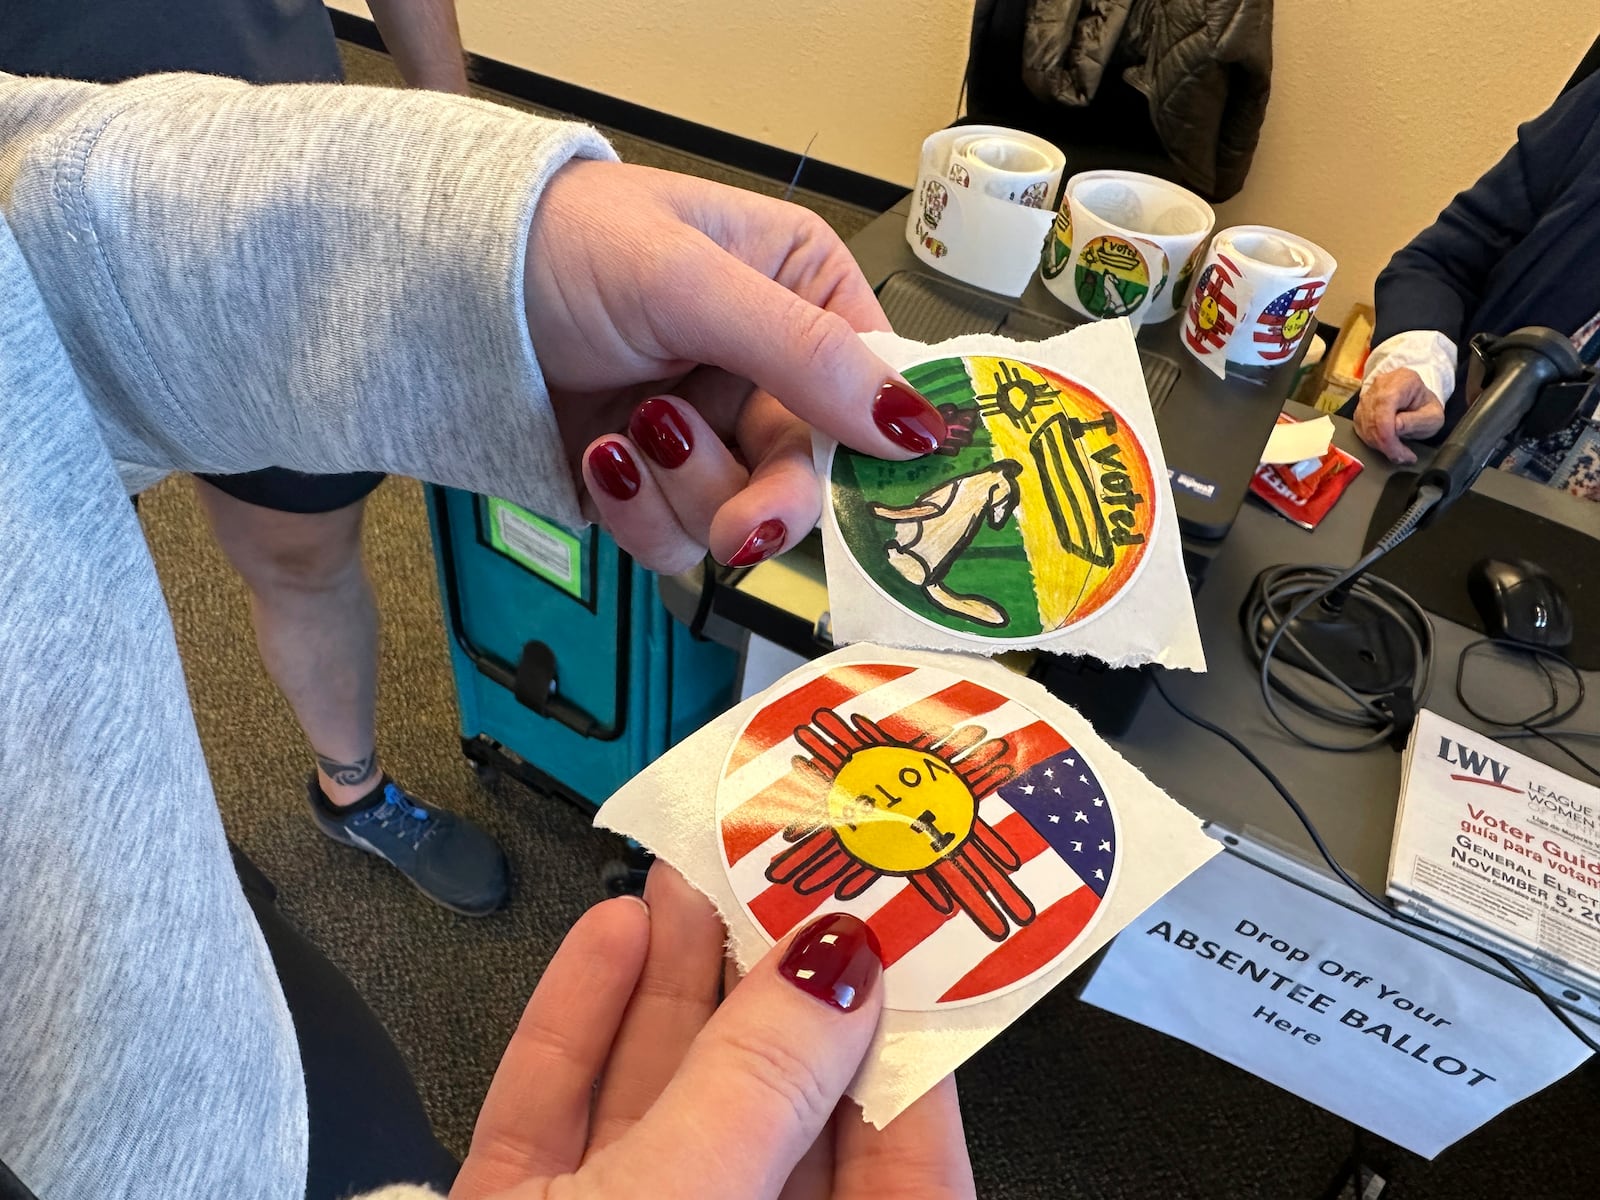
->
[0,73,619,528]
[0,72,622,1199]
[0,214,307,1199]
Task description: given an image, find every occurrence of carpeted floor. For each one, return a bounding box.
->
[133,40,1600,1199]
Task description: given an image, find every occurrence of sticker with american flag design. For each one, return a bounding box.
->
[1252,279,1326,362]
[718,660,1119,1010]
[1182,252,1243,356]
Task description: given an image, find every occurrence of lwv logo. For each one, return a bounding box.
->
[1437,737,1518,792]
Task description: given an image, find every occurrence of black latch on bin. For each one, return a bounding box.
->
[513,641,559,714]
[507,640,616,740]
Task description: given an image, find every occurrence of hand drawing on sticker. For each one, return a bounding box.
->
[1252,280,1325,361]
[1172,240,1207,311]
[1040,206,1073,280]
[1029,411,1147,570]
[871,462,1023,627]
[922,180,949,230]
[974,360,1060,433]
[1183,253,1241,353]
[830,355,1158,640]
[764,708,1033,942]
[1074,236,1150,318]
[718,661,1122,1007]
[932,403,978,456]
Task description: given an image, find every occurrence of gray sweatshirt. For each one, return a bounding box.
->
[0,73,613,1199]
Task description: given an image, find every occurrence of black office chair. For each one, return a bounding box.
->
[961,0,1179,192]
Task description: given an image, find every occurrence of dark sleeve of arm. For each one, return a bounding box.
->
[1372,72,1600,346]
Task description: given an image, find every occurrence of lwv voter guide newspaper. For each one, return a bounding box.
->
[1389,710,1600,995]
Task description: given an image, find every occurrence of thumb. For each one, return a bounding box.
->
[579,913,884,1200]
[664,240,946,460]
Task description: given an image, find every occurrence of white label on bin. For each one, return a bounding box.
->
[497,506,573,580]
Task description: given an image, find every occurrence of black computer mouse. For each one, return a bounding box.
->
[1466,558,1575,649]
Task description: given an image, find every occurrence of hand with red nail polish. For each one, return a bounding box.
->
[522,160,948,574]
[451,863,977,1200]
[726,518,786,567]
[586,439,641,500]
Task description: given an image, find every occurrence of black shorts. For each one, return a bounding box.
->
[1,0,344,86]
[198,468,387,514]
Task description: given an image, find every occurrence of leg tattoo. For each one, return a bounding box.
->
[316,750,379,789]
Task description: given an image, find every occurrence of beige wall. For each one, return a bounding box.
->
[338,0,1598,318]
[332,0,973,186]
[1214,2,1597,318]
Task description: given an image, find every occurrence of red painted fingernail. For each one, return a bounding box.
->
[629,397,694,469]
[587,440,640,500]
[872,379,946,455]
[777,913,881,1013]
[725,519,787,567]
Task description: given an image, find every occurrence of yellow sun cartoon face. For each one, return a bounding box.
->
[1280,306,1311,343]
[1197,294,1220,331]
[827,745,978,874]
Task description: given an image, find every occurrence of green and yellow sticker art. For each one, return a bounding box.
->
[1074,236,1153,318]
[1173,240,1208,312]
[830,355,1159,640]
[1040,206,1073,280]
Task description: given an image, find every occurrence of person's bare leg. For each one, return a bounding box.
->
[193,476,507,915]
[193,479,381,807]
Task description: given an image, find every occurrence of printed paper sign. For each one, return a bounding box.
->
[1389,710,1600,993]
[718,660,1119,1010]
[594,644,1219,1127]
[1080,850,1594,1158]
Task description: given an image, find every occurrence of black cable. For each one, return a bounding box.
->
[1146,668,1600,1056]
[1243,486,1443,751]
[1455,638,1600,779]
[1526,725,1600,780]
[1501,728,1600,743]
[781,133,818,203]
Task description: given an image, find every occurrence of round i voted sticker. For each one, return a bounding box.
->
[828,354,1158,643]
[717,661,1120,1010]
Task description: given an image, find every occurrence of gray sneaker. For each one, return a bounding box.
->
[307,776,508,916]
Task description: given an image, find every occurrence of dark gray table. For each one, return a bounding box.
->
[1127,410,1598,895]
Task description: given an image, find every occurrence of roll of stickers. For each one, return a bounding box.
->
[946,133,1058,207]
[907,125,1066,297]
[1180,225,1337,379]
[1039,171,1214,328]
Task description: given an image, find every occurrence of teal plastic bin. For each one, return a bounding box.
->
[426,484,739,811]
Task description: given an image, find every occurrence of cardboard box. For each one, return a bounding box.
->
[1295,302,1374,414]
